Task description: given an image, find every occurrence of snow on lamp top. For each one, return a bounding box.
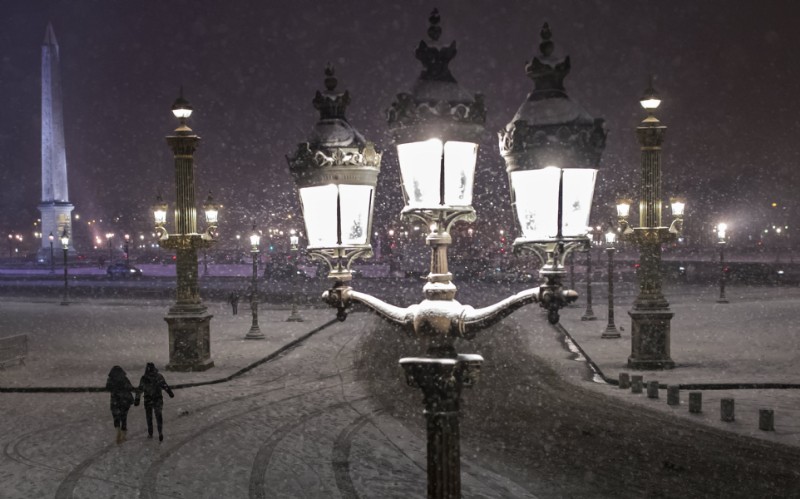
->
[288,66,381,250]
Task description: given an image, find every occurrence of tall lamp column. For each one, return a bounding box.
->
[154,91,218,371]
[617,82,684,370]
[717,223,729,303]
[602,230,620,338]
[60,229,70,305]
[245,225,264,339]
[106,232,114,265]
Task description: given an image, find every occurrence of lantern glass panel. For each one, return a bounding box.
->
[616,201,631,219]
[443,140,478,207]
[300,184,339,247]
[671,200,685,217]
[339,184,373,246]
[153,207,167,225]
[397,138,442,208]
[172,108,192,119]
[299,184,374,248]
[511,166,597,241]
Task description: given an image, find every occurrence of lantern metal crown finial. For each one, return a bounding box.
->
[525,22,571,100]
[415,8,457,83]
[313,64,351,121]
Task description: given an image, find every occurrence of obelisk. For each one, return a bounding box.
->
[38,22,74,262]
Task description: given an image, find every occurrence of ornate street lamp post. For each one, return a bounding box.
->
[60,229,70,305]
[286,230,304,322]
[106,232,114,265]
[48,232,55,274]
[124,233,131,264]
[245,225,264,339]
[716,223,729,303]
[581,245,597,320]
[617,81,685,370]
[153,91,219,371]
[290,16,603,499]
[602,230,620,338]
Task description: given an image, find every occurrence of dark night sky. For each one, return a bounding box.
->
[1,0,799,249]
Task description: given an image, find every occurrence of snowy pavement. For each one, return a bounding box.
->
[1,284,800,497]
[554,284,800,449]
[0,301,536,498]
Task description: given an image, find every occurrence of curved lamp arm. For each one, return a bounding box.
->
[459,287,541,336]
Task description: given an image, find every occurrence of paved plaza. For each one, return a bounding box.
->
[1,282,799,497]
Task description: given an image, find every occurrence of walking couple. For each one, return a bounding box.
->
[105,362,175,444]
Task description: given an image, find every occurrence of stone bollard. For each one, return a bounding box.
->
[689,392,702,413]
[631,375,643,394]
[667,385,680,406]
[721,398,735,422]
[619,372,630,389]
[647,381,659,399]
[759,409,775,431]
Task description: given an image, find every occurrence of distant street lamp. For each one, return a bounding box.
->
[287,230,304,322]
[49,232,55,274]
[245,224,264,340]
[106,232,114,265]
[602,230,620,338]
[153,90,219,371]
[290,18,604,498]
[581,245,597,320]
[60,229,70,306]
[716,223,729,304]
[124,233,131,264]
[617,80,685,369]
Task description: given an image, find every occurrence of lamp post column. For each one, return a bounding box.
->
[717,241,728,303]
[49,233,55,274]
[160,93,214,372]
[602,240,620,338]
[246,230,264,340]
[400,354,480,499]
[60,230,70,306]
[581,247,596,320]
[627,85,675,370]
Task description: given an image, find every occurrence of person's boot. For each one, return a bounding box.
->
[120,430,127,442]
[159,433,163,442]
[116,428,122,444]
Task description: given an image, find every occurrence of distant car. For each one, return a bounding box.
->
[107,263,142,279]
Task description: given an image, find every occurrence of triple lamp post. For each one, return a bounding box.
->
[152,91,220,372]
[616,81,685,370]
[288,15,606,498]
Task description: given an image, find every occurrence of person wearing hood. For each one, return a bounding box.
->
[105,365,135,444]
[134,362,174,441]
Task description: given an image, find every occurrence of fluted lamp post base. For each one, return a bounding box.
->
[165,304,214,372]
[627,308,675,369]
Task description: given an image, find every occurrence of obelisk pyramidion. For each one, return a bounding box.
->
[38,22,74,261]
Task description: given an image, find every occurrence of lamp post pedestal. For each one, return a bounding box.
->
[162,237,214,371]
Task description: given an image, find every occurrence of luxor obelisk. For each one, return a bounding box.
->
[38,22,74,261]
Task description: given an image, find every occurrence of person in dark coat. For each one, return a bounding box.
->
[134,362,174,441]
[105,365,135,444]
[228,291,239,314]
